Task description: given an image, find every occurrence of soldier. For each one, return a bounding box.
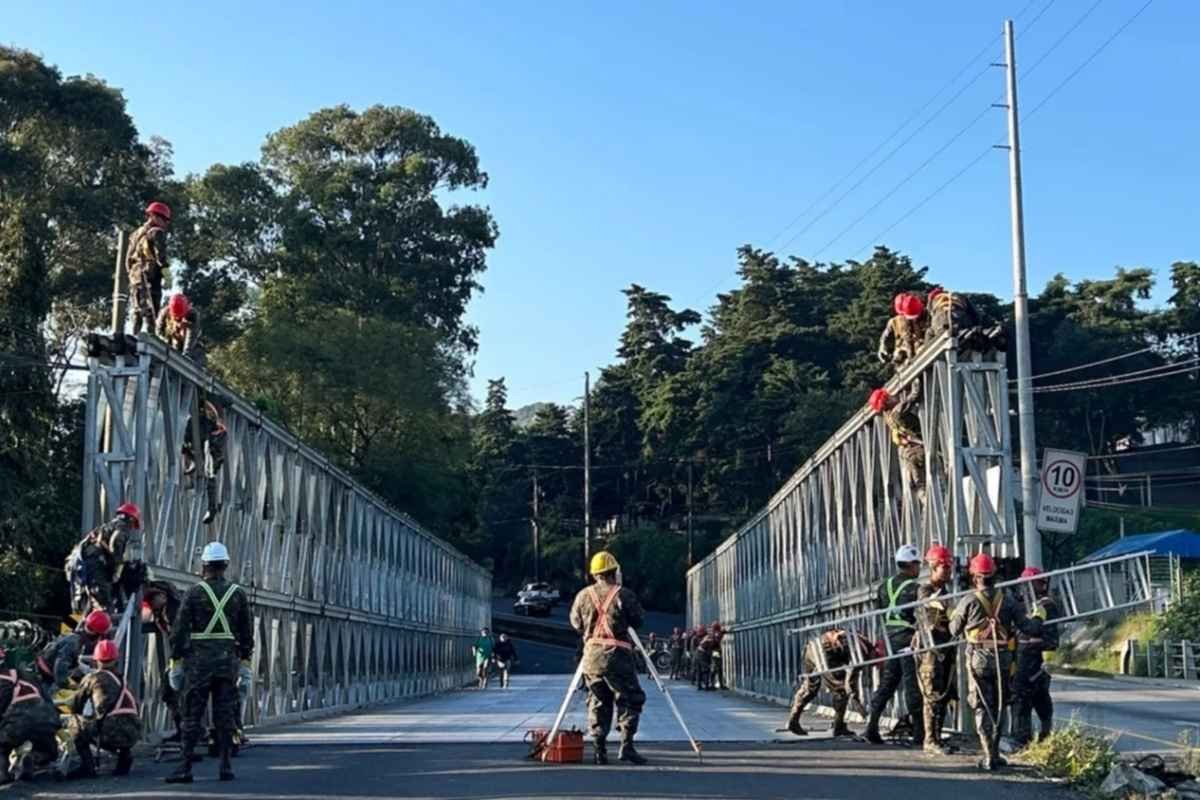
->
[878,292,929,369]
[35,610,111,694]
[128,201,172,335]
[65,503,140,614]
[1012,566,1059,747]
[866,544,924,746]
[142,581,183,742]
[157,294,205,366]
[869,387,925,501]
[180,398,227,525]
[784,628,870,738]
[925,287,979,341]
[472,628,494,689]
[166,541,254,784]
[569,551,647,766]
[64,640,139,779]
[0,647,60,784]
[668,627,685,680]
[493,634,518,689]
[916,545,958,756]
[949,552,1045,771]
[706,622,725,690]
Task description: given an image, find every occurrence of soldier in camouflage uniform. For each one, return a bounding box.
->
[949,552,1045,771]
[0,647,60,784]
[925,287,980,342]
[35,611,111,694]
[1012,567,1060,747]
[785,628,869,737]
[869,386,926,500]
[127,201,172,335]
[166,541,253,784]
[65,504,140,615]
[64,640,139,778]
[157,294,205,366]
[180,398,226,525]
[878,293,929,370]
[916,545,958,756]
[569,551,647,766]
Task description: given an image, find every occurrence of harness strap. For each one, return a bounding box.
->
[191,581,239,641]
[94,668,140,718]
[966,589,1008,644]
[586,585,631,651]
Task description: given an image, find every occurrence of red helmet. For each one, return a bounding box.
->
[168,294,191,320]
[146,201,172,221]
[711,621,722,632]
[93,640,119,664]
[115,501,141,529]
[925,545,953,567]
[969,552,997,577]
[84,610,112,636]
[868,388,891,414]
[893,293,925,319]
[1021,566,1044,579]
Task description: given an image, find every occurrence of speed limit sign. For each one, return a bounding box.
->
[1037,448,1087,533]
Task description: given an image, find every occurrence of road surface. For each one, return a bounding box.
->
[1052,672,1200,752]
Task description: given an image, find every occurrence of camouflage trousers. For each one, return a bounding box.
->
[66,713,139,753]
[917,648,957,743]
[966,647,1011,746]
[899,443,925,494]
[1011,665,1053,745]
[129,272,162,336]
[181,651,240,755]
[584,663,645,742]
[789,670,850,726]
[0,701,60,758]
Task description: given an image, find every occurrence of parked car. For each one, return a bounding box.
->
[517,582,559,605]
[513,594,552,617]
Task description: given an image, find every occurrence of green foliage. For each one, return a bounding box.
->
[1020,722,1116,792]
[606,527,689,612]
[1158,572,1200,642]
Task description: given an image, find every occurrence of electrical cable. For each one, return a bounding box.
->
[1030,359,1199,393]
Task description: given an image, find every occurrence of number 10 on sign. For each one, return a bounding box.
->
[1037,448,1086,534]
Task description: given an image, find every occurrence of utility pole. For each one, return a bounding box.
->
[1003,19,1042,568]
[531,472,541,581]
[686,460,694,568]
[583,371,592,575]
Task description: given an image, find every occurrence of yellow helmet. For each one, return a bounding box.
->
[589,550,620,576]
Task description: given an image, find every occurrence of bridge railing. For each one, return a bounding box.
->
[83,335,491,731]
[686,335,1016,701]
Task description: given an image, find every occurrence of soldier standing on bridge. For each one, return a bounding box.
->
[127,201,172,335]
[668,627,684,680]
[166,541,253,784]
[569,551,647,766]
[1012,566,1059,747]
[866,544,924,746]
[784,628,869,738]
[916,545,958,756]
[949,552,1045,772]
[878,292,928,370]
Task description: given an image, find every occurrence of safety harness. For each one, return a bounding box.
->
[585,585,631,651]
[884,577,916,630]
[965,590,1009,646]
[0,669,43,706]
[190,581,240,642]
[92,668,140,719]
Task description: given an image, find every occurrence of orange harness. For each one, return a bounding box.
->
[0,669,42,706]
[93,669,140,718]
[586,586,631,651]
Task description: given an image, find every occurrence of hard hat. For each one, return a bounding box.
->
[1020,566,1044,579]
[589,550,619,575]
[146,201,172,221]
[893,293,911,315]
[168,294,191,320]
[711,621,722,631]
[899,294,925,320]
[201,541,230,563]
[868,388,891,414]
[894,544,921,564]
[969,552,997,577]
[115,502,141,529]
[93,640,119,664]
[925,544,953,567]
[84,610,112,636]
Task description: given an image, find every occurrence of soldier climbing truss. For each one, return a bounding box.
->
[82,334,492,734]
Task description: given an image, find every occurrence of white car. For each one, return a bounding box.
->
[518,582,559,605]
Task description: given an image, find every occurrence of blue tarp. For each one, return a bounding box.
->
[1080,529,1200,563]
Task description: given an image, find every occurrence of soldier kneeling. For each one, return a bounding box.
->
[65,640,139,778]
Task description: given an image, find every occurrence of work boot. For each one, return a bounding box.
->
[162,729,182,744]
[113,748,133,776]
[592,738,608,765]
[865,707,885,745]
[218,731,235,781]
[0,749,10,785]
[166,747,194,784]
[17,753,36,781]
[786,714,808,736]
[618,741,647,765]
[832,722,854,738]
[1038,717,1053,743]
[67,745,97,779]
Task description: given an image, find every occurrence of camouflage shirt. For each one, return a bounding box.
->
[76,519,131,585]
[916,582,955,645]
[38,632,96,690]
[170,576,254,662]
[878,315,929,366]
[569,582,644,675]
[882,385,922,447]
[126,221,168,284]
[949,587,1041,649]
[155,305,202,357]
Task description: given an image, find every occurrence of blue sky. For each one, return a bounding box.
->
[8,2,1197,408]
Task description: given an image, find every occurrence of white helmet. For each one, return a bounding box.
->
[201,541,230,564]
[894,543,921,564]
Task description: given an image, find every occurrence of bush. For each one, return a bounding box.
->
[1158,572,1200,642]
[1020,722,1116,793]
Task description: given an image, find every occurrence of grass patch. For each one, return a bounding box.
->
[1047,612,1160,676]
[1020,722,1117,797]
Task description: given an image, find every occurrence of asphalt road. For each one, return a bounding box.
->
[1052,672,1200,752]
[2,740,1071,800]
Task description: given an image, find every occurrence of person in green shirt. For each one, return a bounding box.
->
[472,628,494,689]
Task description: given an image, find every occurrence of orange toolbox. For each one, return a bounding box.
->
[525,728,585,763]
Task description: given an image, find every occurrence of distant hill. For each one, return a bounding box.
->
[513,402,552,429]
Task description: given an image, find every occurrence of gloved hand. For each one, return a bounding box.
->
[877,350,889,364]
[168,659,184,691]
[1031,603,1048,621]
[238,659,252,687]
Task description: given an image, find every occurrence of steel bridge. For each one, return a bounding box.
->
[82,334,492,733]
[686,335,1018,702]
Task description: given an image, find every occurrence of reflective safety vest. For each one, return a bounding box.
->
[0,669,42,706]
[190,581,241,642]
[965,590,1010,645]
[884,577,916,629]
[585,585,632,651]
[92,668,140,718]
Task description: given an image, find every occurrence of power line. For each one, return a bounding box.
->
[1011,332,1200,384]
[1031,359,1199,393]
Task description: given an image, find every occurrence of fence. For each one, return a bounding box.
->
[1122,639,1199,680]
